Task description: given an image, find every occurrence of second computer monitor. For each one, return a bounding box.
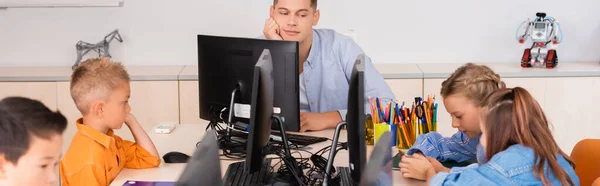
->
[245,50,275,173]
[346,54,367,183]
[197,34,301,131]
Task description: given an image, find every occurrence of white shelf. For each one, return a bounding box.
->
[0,0,123,8]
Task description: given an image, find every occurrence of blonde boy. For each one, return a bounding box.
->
[60,58,160,186]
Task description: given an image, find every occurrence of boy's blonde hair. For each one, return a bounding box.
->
[70,58,130,114]
[440,63,505,106]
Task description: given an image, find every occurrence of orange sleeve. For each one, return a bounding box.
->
[593,177,600,186]
[60,164,106,186]
[120,139,161,169]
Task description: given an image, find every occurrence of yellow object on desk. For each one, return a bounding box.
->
[365,116,375,145]
[374,123,390,144]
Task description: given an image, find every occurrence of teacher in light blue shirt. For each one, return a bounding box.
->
[263,0,395,132]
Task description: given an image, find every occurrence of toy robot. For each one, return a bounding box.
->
[73,29,123,69]
[517,12,562,68]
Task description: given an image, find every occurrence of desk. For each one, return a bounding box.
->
[110,122,425,186]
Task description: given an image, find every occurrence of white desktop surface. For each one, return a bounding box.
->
[110,122,425,186]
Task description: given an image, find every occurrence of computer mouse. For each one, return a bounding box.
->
[162,151,190,163]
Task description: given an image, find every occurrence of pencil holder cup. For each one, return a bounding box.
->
[396,123,416,149]
[365,117,374,145]
[374,123,390,144]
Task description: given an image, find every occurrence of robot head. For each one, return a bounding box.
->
[536,12,547,19]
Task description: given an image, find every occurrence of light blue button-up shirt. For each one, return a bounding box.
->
[300,29,395,120]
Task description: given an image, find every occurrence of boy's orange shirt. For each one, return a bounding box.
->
[60,118,161,186]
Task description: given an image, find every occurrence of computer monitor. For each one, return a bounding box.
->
[197,34,301,131]
[245,49,275,173]
[346,54,367,183]
[235,50,304,185]
[176,129,223,186]
[359,132,393,186]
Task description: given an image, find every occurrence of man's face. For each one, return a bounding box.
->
[270,0,320,42]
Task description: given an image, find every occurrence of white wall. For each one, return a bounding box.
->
[1,0,600,66]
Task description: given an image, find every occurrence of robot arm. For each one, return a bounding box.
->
[518,19,532,44]
[550,20,560,44]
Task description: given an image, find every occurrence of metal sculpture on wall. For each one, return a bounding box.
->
[73,29,123,69]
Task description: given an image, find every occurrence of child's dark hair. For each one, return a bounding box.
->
[0,97,67,164]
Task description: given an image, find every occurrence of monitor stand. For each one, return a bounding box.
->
[270,114,306,185]
[323,121,347,186]
[226,85,240,139]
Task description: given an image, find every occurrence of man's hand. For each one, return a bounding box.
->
[300,111,342,132]
[399,153,436,181]
[263,17,283,40]
[426,156,451,173]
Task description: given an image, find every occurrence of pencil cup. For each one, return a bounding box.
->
[365,117,374,145]
[374,123,390,144]
[396,123,415,150]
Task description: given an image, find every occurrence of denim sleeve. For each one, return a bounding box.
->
[406,131,479,162]
[449,163,479,173]
[429,163,513,186]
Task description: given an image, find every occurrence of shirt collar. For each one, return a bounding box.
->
[305,29,320,68]
[75,118,114,149]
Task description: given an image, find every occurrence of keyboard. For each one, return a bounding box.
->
[219,129,329,146]
[223,158,272,186]
[334,167,357,186]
